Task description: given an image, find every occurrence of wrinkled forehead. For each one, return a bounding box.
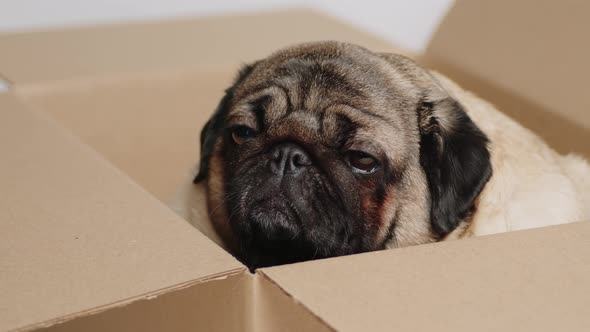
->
[235,45,396,106]
[226,46,419,162]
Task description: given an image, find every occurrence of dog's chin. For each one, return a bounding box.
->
[234,201,318,269]
[226,173,362,269]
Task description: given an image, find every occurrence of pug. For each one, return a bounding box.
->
[184,41,589,269]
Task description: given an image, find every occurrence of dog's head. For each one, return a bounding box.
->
[194,42,491,269]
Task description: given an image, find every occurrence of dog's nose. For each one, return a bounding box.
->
[269,143,311,175]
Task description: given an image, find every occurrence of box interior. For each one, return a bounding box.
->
[15,67,236,204]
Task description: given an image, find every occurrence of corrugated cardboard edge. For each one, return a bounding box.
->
[25,266,345,332]
[15,268,246,332]
[19,222,590,332]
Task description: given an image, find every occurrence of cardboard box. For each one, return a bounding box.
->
[1,2,589,331]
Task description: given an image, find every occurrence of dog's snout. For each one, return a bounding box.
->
[270,143,311,175]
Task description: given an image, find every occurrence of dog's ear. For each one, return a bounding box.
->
[193,62,258,183]
[378,53,492,237]
[418,92,492,238]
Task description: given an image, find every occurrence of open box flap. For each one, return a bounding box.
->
[424,0,590,157]
[0,9,396,85]
[38,272,253,332]
[260,221,590,332]
[14,67,237,206]
[14,67,242,248]
[0,94,244,331]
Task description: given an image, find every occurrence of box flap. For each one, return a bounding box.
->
[0,94,244,331]
[261,222,590,331]
[15,67,236,205]
[15,67,239,248]
[41,272,251,332]
[0,9,396,85]
[253,273,333,332]
[425,0,590,155]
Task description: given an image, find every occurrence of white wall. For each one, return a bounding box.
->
[314,0,452,52]
[0,0,453,53]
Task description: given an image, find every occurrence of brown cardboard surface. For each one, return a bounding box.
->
[0,94,243,332]
[426,0,590,132]
[261,222,590,332]
[39,272,249,332]
[33,270,337,332]
[254,274,334,332]
[16,67,236,204]
[0,9,397,85]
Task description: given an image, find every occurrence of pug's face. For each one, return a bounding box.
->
[195,42,491,269]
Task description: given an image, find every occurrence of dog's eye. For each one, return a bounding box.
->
[347,150,379,174]
[231,126,257,145]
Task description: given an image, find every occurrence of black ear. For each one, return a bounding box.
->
[418,97,492,238]
[193,63,258,183]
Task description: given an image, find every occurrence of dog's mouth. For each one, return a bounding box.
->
[235,202,362,270]
[248,201,301,245]
[226,171,359,269]
[236,199,311,268]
